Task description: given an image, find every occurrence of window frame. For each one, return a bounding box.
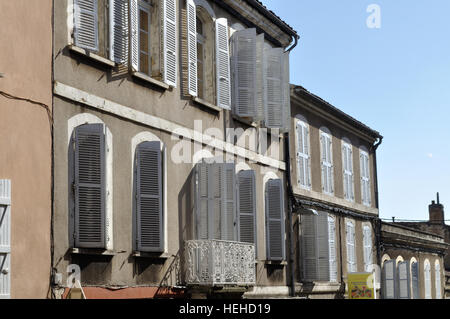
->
[342,137,354,202]
[320,127,334,195]
[360,146,371,207]
[295,116,311,190]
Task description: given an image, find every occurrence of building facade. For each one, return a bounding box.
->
[289,86,383,299]
[0,0,53,298]
[51,0,298,299]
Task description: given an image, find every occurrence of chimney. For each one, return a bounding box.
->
[429,193,444,224]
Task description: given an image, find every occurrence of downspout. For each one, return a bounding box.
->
[371,137,383,281]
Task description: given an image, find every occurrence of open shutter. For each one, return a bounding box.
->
[317,212,330,281]
[383,259,396,299]
[265,179,285,261]
[296,121,310,188]
[328,215,337,282]
[281,51,291,133]
[411,262,420,299]
[342,143,353,201]
[109,0,128,63]
[255,34,265,122]
[136,142,163,252]
[346,221,356,273]
[196,163,209,240]
[0,180,11,299]
[321,133,333,194]
[162,0,177,87]
[424,263,431,299]
[435,263,441,299]
[216,18,231,109]
[398,261,411,299]
[363,225,373,272]
[301,214,317,281]
[74,124,106,249]
[264,48,284,129]
[223,164,236,241]
[231,28,257,117]
[237,170,256,245]
[186,0,197,96]
[129,0,139,70]
[360,151,371,206]
[74,0,98,51]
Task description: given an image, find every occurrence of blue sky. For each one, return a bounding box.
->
[261,0,450,224]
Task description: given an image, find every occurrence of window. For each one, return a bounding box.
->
[345,220,356,273]
[397,260,411,299]
[435,261,441,299]
[237,170,257,246]
[138,0,151,75]
[382,259,396,299]
[342,138,354,201]
[265,179,285,261]
[134,141,164,252]
[424,259,431,299]
[411,260,420,299]
[295,117,311,189]
[196,17,205,99]
[301,211,337,282]
[363,225,373,272]
[0,180,11,299]
[360,147,371,206]
[320,127,334,195]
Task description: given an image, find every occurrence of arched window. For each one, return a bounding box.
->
[410,258,420,299]
[295,116,311,189]
[320,127,334,195]
[360,146,371,206]
[382,259,396,299]
[435,261,442,299]
[342,138,354,201]
[424,259,431,299]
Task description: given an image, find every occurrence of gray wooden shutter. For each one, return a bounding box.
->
[109,0,129,63]
[264,48,284,129]
[382,259,396,299]
[328,215,337,282]
[186,0,197,96]
[216,18,231,109]
[74,0,99,51]
[129,0,139,70]
[222,164,236,241]
[281,51,291,133]
[237,170,256,245]
[317,211,330,281]
[231,28,257,117]
[162,0,177,87]
[411,261,420,299]
[398,261,411,299]
[265,179,285,261]
[74,124,106,249]
[195,163,210,240]
[255,34,265,122]
[302,214,317,281]
[136,141,163,252]
[0,180,11,299]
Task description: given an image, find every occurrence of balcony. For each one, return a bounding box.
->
[184,240,256,287]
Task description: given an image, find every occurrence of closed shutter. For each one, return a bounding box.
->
[237,170,256,245]
[74,0,99,51]
[320,132,333,194]
[281,51,291,133]
[296,120,310,188]
[317,211,330,281]
[136,142,163,252]
[129,0,139,70]
[0,180,11,299]
[264,48,284,129]
[216,18,231,109]
[328,215,337,282]
[411,262,420,299]
[398,261,411,299]
[162,0,177,87]
[196,163,209,240]
[301,214,317,281]
[231,28,257,117]
[109,0,128,63]
[435,263,441,299]
[382,259,396,299]
[360,151,371,206]
[346,221,356,273]
[363,225,373,272]
[342,143,354,201]
[265,179,285,261]
[255,34,265,122]
[424,262,431,299]
[223,164,236,241]
[186,0,197,96]
[74,124,106,249]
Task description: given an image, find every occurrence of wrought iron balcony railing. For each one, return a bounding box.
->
[184,240,256,286]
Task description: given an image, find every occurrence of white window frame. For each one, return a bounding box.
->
[137,0,151,75]
[295,116,311,190]
[360,146,371,207]
[342,138,354,202]
[320,127,334,195]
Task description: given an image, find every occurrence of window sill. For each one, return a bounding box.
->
[68,45,116,68]
[132,251,171,259]
[232,115,258,128]
[132,72,170,90]
[70,248,116,256]
[193,97,222,113]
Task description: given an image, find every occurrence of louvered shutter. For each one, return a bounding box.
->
[255,34,265,122]
[281,52,291,133]
[162,0,177,87]
[109,0,128,63]
[411,262,420,299]
[296,121,310,188]
[196,163,209,240]
[382,259,396,299]
[342,143,354,201]
[231,28,257,117]
[222,164,236,241]
[321,133,333,194]
[186,0,197,96]
[264,48,284,129]
[398,261,411,299]
[317,211,330,281]
[424,262,431,299]
[363,225,373,272]
[265,179,285,261]
[301,214,317,281]
[129,0,139,70]
[360,151,371,206]
[74,124,106,249]
[346,221,356,273]
[435,263,441,299]
[328,215,337,282]
[215,18,231,109]
[0,180,11,299]
[136,142,163,252]
[237,170,256,245]
[74,0,99,51]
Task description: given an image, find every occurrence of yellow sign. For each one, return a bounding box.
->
[348,273,375,299]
